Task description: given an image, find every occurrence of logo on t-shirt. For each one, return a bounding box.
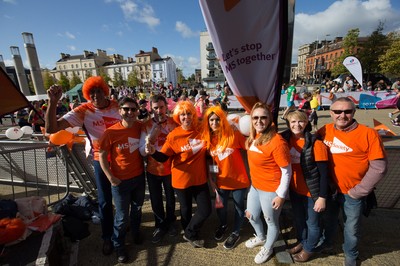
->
[248,143,262,153]
[323,137,353,154]
[92,116,120,128]
[289,147,300,163]
[117,137,139,153]
[210,147,234,161]
[181,138,204,154]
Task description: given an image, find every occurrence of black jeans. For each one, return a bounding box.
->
[174,183,211,240]
[147,172,176,231]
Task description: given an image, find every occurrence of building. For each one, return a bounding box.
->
[297,43,317,79]
[103,55,135,86]
[199,31,225,88]
[290,63,298,81]
[134,47,161,87]
[151,57,177,87]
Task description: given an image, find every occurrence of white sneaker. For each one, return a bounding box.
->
[389,113,393,118]
[254,247,273,264]
[245,234,266,248]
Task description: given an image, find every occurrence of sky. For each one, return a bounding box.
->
[1,0,399,77]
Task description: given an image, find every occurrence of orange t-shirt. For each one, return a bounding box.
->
[318,123,386,194]
[288,137,328,197]
[141,117,177,176]
[99,122,144,180]
[63,101,121,160]
[160,126,207,189]
[209,129,250,190]
[247,134,291,192]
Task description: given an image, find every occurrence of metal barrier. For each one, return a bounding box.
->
[0,139,96,206]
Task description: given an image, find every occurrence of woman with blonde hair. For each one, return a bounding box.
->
[201,106,250,249]
[146,100,211,248]
[244,102,291,264]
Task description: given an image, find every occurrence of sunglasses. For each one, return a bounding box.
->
[331,109,353,115]
[252,116,268,120]
[121,107,137,112]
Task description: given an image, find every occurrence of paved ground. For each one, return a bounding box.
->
[1,108,400,265]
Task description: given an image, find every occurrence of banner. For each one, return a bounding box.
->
[0,67,31,116]
[342,56,363,85]
[199,0,292,113]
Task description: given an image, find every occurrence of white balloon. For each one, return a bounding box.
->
[239,115,251,136]
[5,127,24,140]
[65,126,80,134]
[227,113,240,124]
[20,126,34,135]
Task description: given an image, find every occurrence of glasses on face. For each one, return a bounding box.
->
[121,107,137,112]
[252,116,268,121]
[331,109,353,115]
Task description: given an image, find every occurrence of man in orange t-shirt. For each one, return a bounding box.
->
[139,95,177,243]
[99,97,144,263]
[317,97,387,266]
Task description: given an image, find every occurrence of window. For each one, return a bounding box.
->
[139,58,142,63]
[71,64,74,69]
[84,63,87,68]
[76,64,78,68]
[89,63,92,67]
[160,72,163,78]
[153,73,156,78]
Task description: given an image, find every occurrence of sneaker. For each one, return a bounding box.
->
[214,225,227,241]
[116,248,128,263]
[245,235,266,248]
[168,223,178,237]
[344,257,357,266]
[389,113,393,118]
[223,233,240,249]
[254,247,273,264]
[152,228,166,244]
[183,235,204,248]
[102,239,113,255]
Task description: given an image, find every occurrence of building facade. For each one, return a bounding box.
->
[151,57,177,87]
[134,47,161,87]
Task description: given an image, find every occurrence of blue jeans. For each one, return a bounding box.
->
[289,190,321,253]
[147,172,176,231]
[321,193,364,260]
[174,183,211,240]
[93,160,113,240]
[111,174,145,249]
[216,188,247,235]
[246,186,281,250]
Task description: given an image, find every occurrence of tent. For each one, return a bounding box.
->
[65,83,86,103]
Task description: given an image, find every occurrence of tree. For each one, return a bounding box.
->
[127,69,140,88]
[112,71,124,87]
[59,73,70,92]
[98,68,111,85]
[176,68,184,85]
[379,32,400,76]
[70,72,82,88]
[359,21,388,77]
[331,28,360,77]
[43,69,55,90]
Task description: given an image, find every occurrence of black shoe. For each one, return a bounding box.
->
[168,224,178,237]
[214,225,227,241]
[102,239,113,255]
[133,231,144,245]
[183,235,204,248]
[116,248,128,263]
[152,228,166,244]
[223,233,240,249]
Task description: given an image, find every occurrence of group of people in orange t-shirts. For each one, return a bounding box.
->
[47,76,387,266]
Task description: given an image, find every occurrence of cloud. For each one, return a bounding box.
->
[292,0,399,62]
[117,0,160,28]
[3,0,17,4]
[175,21,199,38]
[57,32,76,39]
[67,45,76,51]
[164,53,200,76]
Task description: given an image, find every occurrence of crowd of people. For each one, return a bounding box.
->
[40,76,387,265]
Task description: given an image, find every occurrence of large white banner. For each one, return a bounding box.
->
[199,0,287,112]
[343,56,363,85]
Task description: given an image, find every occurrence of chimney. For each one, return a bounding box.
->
[152,47,158,54]
[22,32,45,95]
[10,46,30,96]
[0,54,6,72]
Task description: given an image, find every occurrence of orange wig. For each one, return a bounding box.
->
[82,76,109,101]
[201,106,234,152]
[172,100,199,128]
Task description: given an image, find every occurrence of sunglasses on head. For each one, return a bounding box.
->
[331,109,353,115]
[121,107,137,112]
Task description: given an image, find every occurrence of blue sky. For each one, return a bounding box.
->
[1,0,399,76]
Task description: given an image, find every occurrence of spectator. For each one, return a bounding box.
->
[281,81,297,120]
[138,99,150,121]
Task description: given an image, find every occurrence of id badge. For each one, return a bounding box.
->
[209,164,219,173]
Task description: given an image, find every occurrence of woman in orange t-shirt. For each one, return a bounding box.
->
[146,100,211,248]
[244,102,291,264]
[201,106,250,250]
[281,110,329,262]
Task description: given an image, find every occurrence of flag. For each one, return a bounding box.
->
[0,67,31,116]
[343,56,363,85]
[199,0,294,113]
